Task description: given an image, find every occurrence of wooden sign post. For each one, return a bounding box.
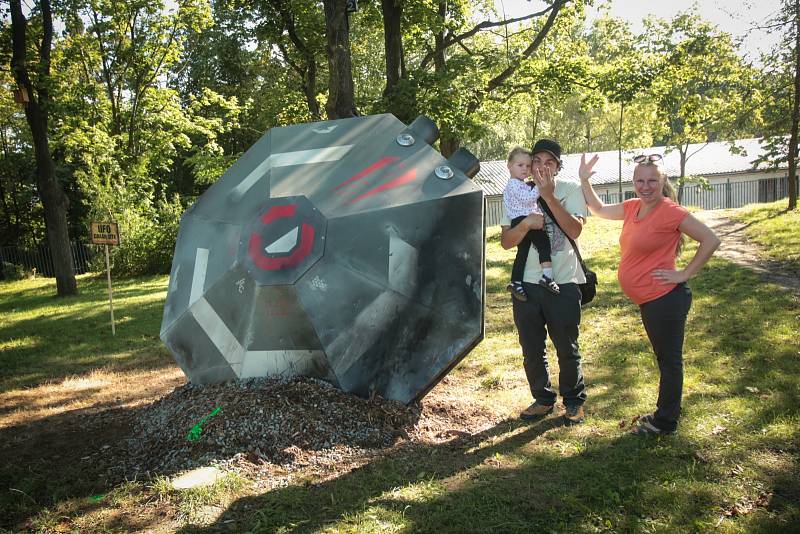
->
[90,222,121,335]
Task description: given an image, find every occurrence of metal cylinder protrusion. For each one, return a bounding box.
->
[448,147,480,178]
[404,115,439,146]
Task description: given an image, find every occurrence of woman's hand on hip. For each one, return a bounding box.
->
[651,268,688,285]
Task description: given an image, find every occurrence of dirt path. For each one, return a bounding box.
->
[696,210,800,296]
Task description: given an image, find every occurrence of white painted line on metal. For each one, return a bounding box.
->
[191,297,246,365]
[312,125,338,134]
[266,226,299,254]
[190,248,209,305]
[388,233,418,298]
[241,350,324,378]
[231,145,353,198]
[271,145,353,167]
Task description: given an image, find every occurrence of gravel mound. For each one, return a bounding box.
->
[124,377,422,476]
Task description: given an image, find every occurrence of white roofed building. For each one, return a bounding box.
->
[474,138,792,227]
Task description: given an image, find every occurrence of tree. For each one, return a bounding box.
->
[644,12,758,202]
[323,0,358,118]
[759,0,799,209]
[591,16,659,199]
[790,0,799,210]
[9,0,78,295]
[374,0,579,156]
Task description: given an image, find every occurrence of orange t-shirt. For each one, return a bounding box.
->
[618,198,689,305]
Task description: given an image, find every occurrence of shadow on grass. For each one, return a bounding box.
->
[177,419,750,533]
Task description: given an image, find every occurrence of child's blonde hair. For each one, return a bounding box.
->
[507,146,530,163]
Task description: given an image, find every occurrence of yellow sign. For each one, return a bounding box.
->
[90,222,120,246]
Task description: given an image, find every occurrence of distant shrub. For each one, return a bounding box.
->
[1,261,25,281]
[92,194,185,277]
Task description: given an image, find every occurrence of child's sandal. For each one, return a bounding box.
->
[507,281,528,302]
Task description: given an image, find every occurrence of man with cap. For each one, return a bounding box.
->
[500,138,589,424]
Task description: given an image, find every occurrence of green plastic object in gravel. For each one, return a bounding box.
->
[186,407,222,442]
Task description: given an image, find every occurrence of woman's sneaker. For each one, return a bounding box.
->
[507,281,528,301]
[630,417,675,436]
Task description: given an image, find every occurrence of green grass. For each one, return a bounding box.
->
[728,199,800,270]
[1,204,799,532]
[0,273,172,392]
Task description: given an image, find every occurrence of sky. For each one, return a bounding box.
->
[495,0,784,61]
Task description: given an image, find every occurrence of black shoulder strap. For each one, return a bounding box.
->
[537,197,586,265]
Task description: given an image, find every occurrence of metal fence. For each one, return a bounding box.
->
[597,175,796,209]
[0,241,95,278]
[681,175,797,210]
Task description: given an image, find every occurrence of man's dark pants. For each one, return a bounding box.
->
[639,283,692,432]
[512,282,586,407]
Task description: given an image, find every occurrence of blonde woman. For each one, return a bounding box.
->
[579,153,720,435]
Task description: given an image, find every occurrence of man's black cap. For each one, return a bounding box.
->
[531,138,562,163]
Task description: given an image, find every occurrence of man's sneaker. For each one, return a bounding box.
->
[538,275,560,294]
[520,401,553,421]
[507,281,528,302]
[563,404,585,425]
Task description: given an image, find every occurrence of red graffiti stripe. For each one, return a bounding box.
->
[260,204,297,225]
[350,168,418,204]
[248,224,315,270]
[333,156,399,192]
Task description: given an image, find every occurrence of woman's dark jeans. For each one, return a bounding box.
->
[639,283,693,432]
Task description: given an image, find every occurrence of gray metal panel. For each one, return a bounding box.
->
[160,214,243,336]
[189,130,273,224]
[294,193,483,403]
[161,312,238,385]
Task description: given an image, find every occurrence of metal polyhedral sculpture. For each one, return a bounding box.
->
[160,114,484,404]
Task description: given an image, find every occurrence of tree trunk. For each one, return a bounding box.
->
[433,1,459,156]
[10,0,78,295]
[0,127,14,240]
[586,115,592,153]
[677,143,688,204]
[439,137,460,158]
[271,0,322,121]
[789,0,799,209]
[381,0,404,98]
[323,0,358,119]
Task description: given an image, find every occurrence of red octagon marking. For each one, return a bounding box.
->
[247,204,316,270]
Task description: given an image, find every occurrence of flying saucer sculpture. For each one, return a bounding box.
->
[160,114,484,404]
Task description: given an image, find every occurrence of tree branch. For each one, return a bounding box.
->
[419,3,560,70]
[467,0,569,114]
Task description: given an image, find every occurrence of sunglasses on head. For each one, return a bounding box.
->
[633,154,663,164]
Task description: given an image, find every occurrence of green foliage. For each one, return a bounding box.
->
[1,261,26,280]
[102,193,185,277]
[643,12,760,157]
